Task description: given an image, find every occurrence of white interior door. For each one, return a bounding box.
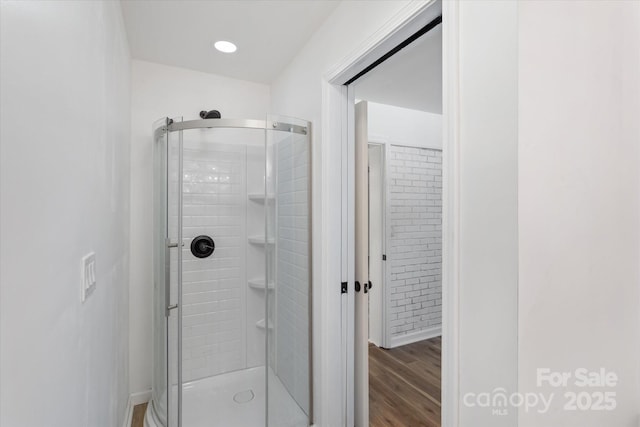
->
[368,143,384,347]
[354,101,369,427]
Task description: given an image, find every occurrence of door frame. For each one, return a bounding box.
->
[319,0,460,425]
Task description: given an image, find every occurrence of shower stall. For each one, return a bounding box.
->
[147,115,312,427]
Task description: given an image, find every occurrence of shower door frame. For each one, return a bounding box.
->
[167,118,308,134]
[152,116,184,427]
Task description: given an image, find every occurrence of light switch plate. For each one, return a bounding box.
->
[81,252,96,302]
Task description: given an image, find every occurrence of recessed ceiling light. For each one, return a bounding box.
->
[214,41,237,53]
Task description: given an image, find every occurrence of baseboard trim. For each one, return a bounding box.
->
[122,398,133,427]
[131,390,153,405]
[389,326,442,348]
[122,390,152,427]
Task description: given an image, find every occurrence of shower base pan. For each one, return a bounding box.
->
[145,366,307,427]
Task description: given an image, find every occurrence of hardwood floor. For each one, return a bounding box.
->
[369,337,441,427]
[131,402,147,427]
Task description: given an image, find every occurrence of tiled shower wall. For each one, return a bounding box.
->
[274,136,310,415]
[180,143,247,382]
[388,145,442,342]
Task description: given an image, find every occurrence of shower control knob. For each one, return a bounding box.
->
[191,235,215,259]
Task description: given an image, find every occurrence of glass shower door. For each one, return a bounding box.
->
[266,115,312,427]
[152,117,182,427]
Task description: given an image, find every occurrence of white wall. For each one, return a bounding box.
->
[269,2,419,424]
[456,2,519,426]
[0,2,131,426]
[367,101,442,149]
[129,59,270,394]
[518,2,640,426]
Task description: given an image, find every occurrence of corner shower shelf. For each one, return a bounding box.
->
[248,193,275,203]
[248,279,275,291]
[248,235,274,246]
[256,319,273,331]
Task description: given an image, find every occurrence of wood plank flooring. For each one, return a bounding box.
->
[131,402,147,427]
[370,337,441,427]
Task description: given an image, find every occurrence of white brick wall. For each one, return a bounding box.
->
[388,145,442,341]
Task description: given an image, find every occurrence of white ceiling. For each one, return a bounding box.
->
[354,24,442,114]
[120,0,341,84]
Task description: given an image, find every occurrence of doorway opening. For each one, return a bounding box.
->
[351,13,443,427]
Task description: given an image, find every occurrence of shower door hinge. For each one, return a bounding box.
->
[341,281,348,294]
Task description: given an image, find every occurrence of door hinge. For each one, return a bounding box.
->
[382,254,387,261]
[341,281,348,294]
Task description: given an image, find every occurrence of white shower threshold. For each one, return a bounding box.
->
[144,366,307,427]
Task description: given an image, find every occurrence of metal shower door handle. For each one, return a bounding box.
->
[165,239,182,317]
